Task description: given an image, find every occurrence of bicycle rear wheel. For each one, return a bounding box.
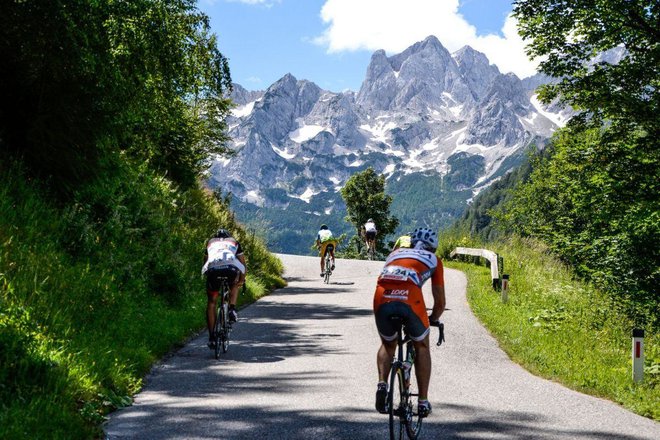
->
[214,303,223,359]
[324,255,331,283]
[388,365,405,440]
[221,299,230,353]
[404,378,423,439]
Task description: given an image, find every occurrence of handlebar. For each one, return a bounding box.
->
[429,320,445,346]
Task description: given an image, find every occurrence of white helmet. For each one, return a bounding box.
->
[411,227,438,251]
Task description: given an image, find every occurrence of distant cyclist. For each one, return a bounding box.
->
[373,227,445,418]
[392,232,412,250]
[316,224,337,277]
[202,229,246,349]
[363,218,378,255]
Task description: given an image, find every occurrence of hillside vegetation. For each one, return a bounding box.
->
[0,1,284,438]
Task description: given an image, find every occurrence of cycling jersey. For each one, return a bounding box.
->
[317,229,334,243]
[373,247,444,337]
[364,222,377,233]
[202,237,245,275]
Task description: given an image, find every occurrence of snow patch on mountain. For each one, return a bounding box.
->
[530,94,567,127]
[289,122,328,143]
[232,101,257,118]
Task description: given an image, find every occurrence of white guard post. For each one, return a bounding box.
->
[501,274,509,303]
[632,329,644,383]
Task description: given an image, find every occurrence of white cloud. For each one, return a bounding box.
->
[315,0,539,79]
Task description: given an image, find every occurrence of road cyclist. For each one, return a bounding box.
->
[201,228,246,350]
[373,227,446,420]
[316,224,338,278]
[362,218,378,259]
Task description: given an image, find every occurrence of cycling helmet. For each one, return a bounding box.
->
[215,228,231,239]
[320,224,328,230]
[411,227,438,251]
[367,218,374,223]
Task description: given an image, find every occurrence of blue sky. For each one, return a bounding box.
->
[199,0,536,93]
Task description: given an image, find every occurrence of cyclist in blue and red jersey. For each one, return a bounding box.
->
[373,227,445,418]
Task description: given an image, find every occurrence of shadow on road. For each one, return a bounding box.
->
[271,285,359,296]
[107,393,650,440]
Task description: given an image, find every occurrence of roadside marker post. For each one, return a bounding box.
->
[501,274,509,303]
[632,329,644,383]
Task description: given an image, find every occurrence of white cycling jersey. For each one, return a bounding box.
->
[318,229,334,243]
[202,238,245,275]
[364,221,377,233]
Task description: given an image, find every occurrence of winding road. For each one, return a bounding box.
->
[105,254,660,439]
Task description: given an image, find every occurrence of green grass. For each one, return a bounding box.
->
[0,161,284,439]
[444,236,659,420]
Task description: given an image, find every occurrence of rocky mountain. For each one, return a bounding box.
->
[207,36,568,253]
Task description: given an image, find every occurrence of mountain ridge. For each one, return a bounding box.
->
[208,36,565,252]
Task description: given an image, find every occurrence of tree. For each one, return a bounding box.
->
[507,1,660,327]
[513,0,660,134]
[340,167,399,256]
[0,0,233,191]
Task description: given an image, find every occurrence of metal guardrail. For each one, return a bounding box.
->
[449,247,502,289]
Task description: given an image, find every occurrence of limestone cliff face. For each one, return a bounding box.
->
[210,36,567,209]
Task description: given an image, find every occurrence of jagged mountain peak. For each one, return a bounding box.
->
[357,35,470,112]
[453,46,497,72]
[211,37,563,244]
[230,82,264,106]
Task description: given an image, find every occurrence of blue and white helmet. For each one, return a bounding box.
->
[411,227,438,251]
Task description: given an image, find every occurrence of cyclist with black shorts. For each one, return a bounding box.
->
[316,224,337,277]
[202,229,246,349]
[363,218,378,255]
[373,227,445,417]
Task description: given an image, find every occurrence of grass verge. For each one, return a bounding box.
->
[443,236,659,420]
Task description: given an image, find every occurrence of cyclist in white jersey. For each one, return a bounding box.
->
[202,229,246,349]
[363,218,378,255]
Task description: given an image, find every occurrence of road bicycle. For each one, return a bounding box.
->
[323,244,334,284]
[366,240,376,260]
[213,277,233,359]
[387,318,444,440]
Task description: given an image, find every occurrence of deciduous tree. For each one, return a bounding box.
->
[340,167,399,256]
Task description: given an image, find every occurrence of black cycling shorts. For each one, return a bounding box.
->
[323,243,334,257]
[206,266,240,292]
[365,231,376,240]
[374,301,429,342]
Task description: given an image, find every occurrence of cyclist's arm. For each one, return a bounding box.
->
[237,254,247,285]
[429,284,445,322]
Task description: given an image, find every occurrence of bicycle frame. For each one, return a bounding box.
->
[387,319,444,440]
[388,320,422,440]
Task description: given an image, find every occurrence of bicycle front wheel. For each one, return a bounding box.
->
[388,365,405,440]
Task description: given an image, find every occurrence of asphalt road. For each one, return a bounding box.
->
[105,254,660,439]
